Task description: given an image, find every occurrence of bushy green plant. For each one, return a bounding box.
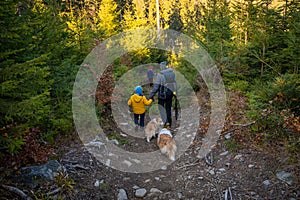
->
[257,74,299,115]
[176,59,199,90]
[112,64,128,80]
[247,74,299,117]
[224,139,243,152]
[245,74,300,160]
[229,80,249,94]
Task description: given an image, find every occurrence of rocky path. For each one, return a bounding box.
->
[55,128,299,200]
[1,91,299,200]
[1,123,299,200]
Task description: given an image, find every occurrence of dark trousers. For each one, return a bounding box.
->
[158,96,173,126]
[148,78,153,87]
[134,113,145,127]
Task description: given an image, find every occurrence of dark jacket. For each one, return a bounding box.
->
[147,69,154,79]
[149,68,177,100]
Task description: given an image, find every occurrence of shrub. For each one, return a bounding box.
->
[260,74,300,115]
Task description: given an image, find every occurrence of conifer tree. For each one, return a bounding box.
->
[96,0,120,38]
[0,0,53,153]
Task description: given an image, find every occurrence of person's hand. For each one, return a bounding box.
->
[148,95,154,102]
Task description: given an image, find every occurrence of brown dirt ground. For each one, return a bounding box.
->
[1,90,299,200]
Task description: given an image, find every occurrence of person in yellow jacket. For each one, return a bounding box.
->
[128,86,153,131]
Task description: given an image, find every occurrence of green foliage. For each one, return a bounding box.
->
[228,80,249,94]
[257,74,300,115]
[0,134,25,155]
[224,139,243,152]
[1,58,52,125]
[176,59,199,90]
[54,171,75,193]
[0,0,299,164]
[0,125,25,156]
[97,0,120,38]
[245,74,299,137]
[107,132,128,145]
[112,64,128,80]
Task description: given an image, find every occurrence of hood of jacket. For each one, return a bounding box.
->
[132,94,143,103]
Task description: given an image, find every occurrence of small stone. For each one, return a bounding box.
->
[248,164,255,168]
[117,189,128,200]
[250,191,256,196]
[224,133,231,139]
[218,168,226,172]
[135,188,147,198]
[276,171,293,185]
[132,185,140,189]
[155,177,160,181]
[225,162,231,167]
[144,179,151,183]
[263,180,270,186]
[234,154,242,160]
[177,192,183,199]
[94,179,104,187]
[220,151,229,156]
[109,139,119,145]
[150,188,162,193]
[161,166,167,170]
[120,133,127,137]
[94,180,100,187]
[209,170,215,175]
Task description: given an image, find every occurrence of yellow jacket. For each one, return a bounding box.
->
[128,94,152,114]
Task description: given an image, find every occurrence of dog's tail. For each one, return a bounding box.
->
[167,142,177,161]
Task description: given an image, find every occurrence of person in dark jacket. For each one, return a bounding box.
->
[147,66,154,87]
[148,61,177,127]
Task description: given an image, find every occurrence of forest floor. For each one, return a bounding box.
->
[1,91,299,200]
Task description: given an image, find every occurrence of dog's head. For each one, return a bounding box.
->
[155,117,164,126]
[164,122,171,130]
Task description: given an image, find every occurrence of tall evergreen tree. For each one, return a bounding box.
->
[96,0,120,38]
[201,0,231,59]
[0,0,53,153]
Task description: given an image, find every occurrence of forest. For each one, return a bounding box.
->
[0,0,299,199]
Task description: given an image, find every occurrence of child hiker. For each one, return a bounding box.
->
[128,86,153,131]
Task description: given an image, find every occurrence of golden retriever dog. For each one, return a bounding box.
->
[145,117,164,143]
[157,123,177,161]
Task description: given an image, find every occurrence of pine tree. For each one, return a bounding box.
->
[122,0,149,29]
[96,0,120,38]
[0,0,53,153]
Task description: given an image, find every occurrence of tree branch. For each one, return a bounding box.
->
[1,184,32,200]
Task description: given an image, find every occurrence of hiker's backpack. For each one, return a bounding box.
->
[160,69,177,98]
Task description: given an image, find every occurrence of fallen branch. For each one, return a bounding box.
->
[221,128,239,136]
[201,177,222,200]
[176,159,201,170]
[65,164,89,170]
[231,121,256,127]
[49,187,62,196]
[221,121,256,136]
[224,187,233,200]
[1,184,32,200]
